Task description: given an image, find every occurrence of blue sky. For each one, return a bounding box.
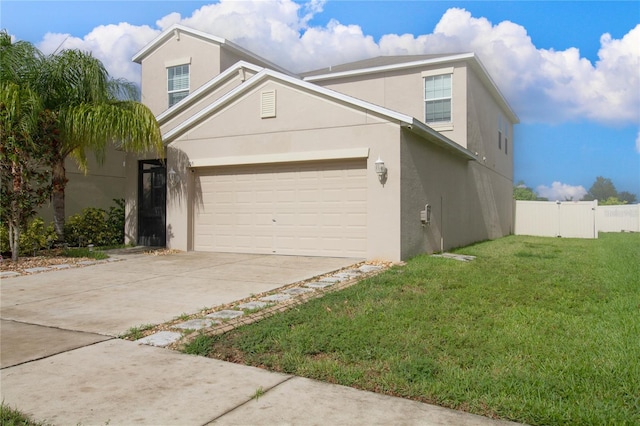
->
[2,0,639,199]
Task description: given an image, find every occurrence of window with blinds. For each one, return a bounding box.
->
[168,64,189,108]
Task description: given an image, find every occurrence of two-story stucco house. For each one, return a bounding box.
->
[124,24,518,262]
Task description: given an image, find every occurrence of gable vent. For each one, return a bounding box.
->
[260,90,276,118]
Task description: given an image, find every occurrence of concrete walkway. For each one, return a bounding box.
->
[1,251,521,425]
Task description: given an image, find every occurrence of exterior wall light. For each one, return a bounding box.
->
[168,167,180,187]
[375,156,387,183]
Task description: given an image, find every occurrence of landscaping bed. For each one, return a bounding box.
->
[0,248,103,274]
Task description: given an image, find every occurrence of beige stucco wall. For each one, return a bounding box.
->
[400,129,513,259]
[38,143,127,223]
[127,78,405,260]
[310,62,468,148]
[466,66,514,182]
[139,30,282,117]
[159,68,257,133]
[140,35,223,116]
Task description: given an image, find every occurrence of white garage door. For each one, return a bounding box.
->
[193,159,367,257]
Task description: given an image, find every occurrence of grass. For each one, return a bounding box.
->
[185,233,640,425]
[119,323,155,340]
[62,247,109,260]
[1,401,48,426]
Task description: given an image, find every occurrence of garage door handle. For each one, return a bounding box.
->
[272,219,276,222]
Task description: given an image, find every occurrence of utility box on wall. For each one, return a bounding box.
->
[420,204,431,225]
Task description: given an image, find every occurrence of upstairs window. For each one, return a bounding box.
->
[498,113,510,155]
[168,64,189,107]
[498,114,503,150]
[424,74,452,123]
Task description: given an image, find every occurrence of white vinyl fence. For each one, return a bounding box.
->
[514,200,598,238]
[597,204,640,232]
[515,201,640,238]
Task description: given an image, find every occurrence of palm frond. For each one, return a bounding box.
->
[57,100,163,163]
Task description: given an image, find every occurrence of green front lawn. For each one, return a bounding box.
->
[185,233,640,425]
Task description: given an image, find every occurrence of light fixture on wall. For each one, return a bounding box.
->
[375,156,387,183]
[168,167,180,187]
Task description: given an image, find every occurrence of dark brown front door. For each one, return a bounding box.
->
[138,160,166,246]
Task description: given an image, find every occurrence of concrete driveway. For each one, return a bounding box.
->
[1,251,360,367]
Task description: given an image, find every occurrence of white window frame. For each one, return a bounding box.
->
[498,113,510,155]
[423,68,454,127]
[498,114,503,150]
[167,63,190,108]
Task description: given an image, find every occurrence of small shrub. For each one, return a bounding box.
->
[0,218,56,256]
[64,199,124,247]
[0,224,9,254]
[22,218,57,255]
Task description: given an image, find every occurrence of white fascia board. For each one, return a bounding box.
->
[163,68,415,143]
[132,25,225,63]
[162,69,271,143]
[303,53,475,82]
[468,56,520,124]
[156,61,264,124]
[132,24,293,76]
[403,120,477,161]
[189,148,370,168]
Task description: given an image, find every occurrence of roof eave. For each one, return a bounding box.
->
[132,24,294,76]
[303,53,475,82]
[162,68,416,144]
[156,61,264,125]
[467,55,520,124]
[402,120,477,161]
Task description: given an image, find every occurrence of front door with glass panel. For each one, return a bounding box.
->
[138,160,166,246]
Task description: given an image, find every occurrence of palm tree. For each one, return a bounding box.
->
[34,48,163,241]
[0,31,51,260]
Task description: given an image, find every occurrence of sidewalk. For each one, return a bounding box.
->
[2,339,520,425]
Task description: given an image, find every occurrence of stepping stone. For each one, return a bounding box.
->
[305,281,335,289]
[359,265,383,273]
[333,272,360,280]
[173,319,218,330]
[260,293,292,302]
[206,310,244,320]
[433,253,476,262]
[136,331,182,347]
[51,264,71,269]
[317,277,342,283]
[237,301,270,310]
[283,287,313,295]
[0,271,21,278]
[24,267,51,274]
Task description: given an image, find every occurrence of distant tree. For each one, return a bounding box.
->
[514,181,547,201]
[618,191,637,204]
[600,197,626,206]
[583,176,618,202]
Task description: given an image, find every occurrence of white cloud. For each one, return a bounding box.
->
[536,182,588,201]
[32,2,640,127]
[38,23,159,86]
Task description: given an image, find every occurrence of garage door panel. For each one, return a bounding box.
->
[194,159,367,257]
